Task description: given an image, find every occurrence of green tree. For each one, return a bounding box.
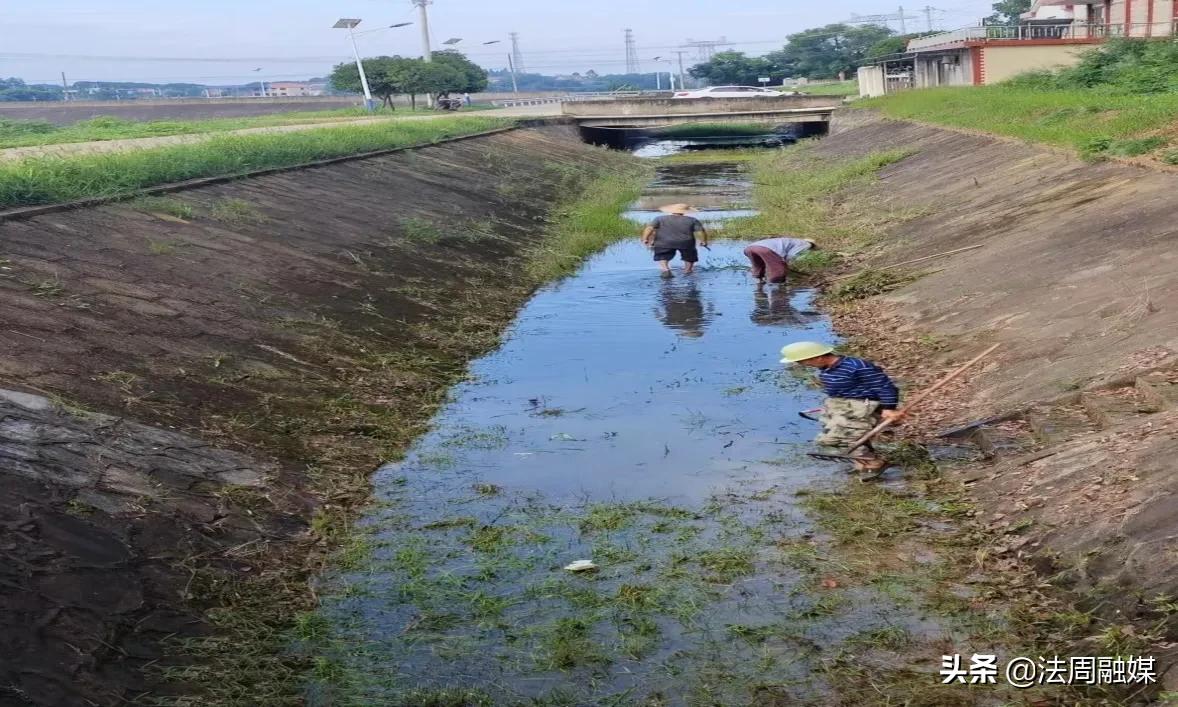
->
[986,0,1033,25]
[768,23,895,79]
[688,51,782,86]
[867,36,911,58]
[398,61,466,108]
[430,50,489,93]
[330,56,413,108]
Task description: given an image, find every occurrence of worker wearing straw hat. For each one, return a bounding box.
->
[744,236,817,284]
[780,341,904,475]
[641,204,709,276]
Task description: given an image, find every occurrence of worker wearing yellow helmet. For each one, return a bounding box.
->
[781,341,905,475]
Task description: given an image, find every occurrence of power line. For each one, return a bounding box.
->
[681,37,732,62]
[846,6,921,32]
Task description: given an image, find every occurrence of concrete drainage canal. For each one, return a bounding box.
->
[306,137,951,705]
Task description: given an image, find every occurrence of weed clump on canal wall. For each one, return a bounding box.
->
[525,166,654,281]
[828,269,919,302]
[0,115,509,209]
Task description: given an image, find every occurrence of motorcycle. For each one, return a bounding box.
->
[435,97,463,111]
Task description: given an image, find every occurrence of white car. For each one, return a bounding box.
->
[672,86,782,99]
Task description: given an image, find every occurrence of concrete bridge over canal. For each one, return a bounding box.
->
[561,95,842,129]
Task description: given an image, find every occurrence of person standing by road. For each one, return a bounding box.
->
[780,341,904,476]
[744,237,817,284]
[642,204,709,277]
[463,92,472,107]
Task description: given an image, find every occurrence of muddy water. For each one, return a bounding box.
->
[313,145,939,705]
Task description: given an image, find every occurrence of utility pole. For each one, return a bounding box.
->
[847,8,920,31]
[412,0,432,61]
[509,32,525,74]
[624,29,640,74]
[682,37,731,62]
[506,53,519,93]
[922,6,943,31]
[61,72,69,101]
[674,50,687,90]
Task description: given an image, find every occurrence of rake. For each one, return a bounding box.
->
[807,344,1001,463]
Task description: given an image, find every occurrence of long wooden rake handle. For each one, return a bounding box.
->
[845,343,1001,455]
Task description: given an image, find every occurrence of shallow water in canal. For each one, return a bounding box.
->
[310,143,943,706]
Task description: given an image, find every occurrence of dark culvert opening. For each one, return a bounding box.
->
[577,121,830,152]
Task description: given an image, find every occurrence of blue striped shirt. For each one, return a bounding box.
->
[817,356,900,409]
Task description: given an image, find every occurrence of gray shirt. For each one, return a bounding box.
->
[751,237,813,262]
[649,214,704,249]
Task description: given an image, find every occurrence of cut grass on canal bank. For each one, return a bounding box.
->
[860,86,1178,165]
[0,115,511,209]
[525,165,653,281]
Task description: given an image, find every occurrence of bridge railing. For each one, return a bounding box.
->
[492,90,652,108]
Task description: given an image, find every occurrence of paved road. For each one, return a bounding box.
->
[0,103,563,162]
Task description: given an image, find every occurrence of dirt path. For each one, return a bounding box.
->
[0,103,562,161]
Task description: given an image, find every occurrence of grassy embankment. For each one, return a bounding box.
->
[159,154,651,706]
[0,106,495,149]
[0,115,511,209]
[861,39,1178,165]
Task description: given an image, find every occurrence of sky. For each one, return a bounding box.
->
[0,0,996,85]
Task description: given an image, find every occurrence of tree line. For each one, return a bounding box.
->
[688,24,913,86]
[328,50,487,109]
[687,0,1032,86]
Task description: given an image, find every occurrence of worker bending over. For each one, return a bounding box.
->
[745,237,817,284]
[780,341,904,475]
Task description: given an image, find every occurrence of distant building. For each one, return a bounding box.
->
[859,0,1177,95]
[264,82,324,97]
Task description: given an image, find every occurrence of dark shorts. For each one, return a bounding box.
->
[653,247,699,263]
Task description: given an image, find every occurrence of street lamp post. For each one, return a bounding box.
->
[652,57,675,91]
[334,19,375,112]
[252,68,268,98]
[412,0,433,61]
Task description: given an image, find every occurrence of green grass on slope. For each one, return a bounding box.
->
[861,86,1178,164]
[0,107,493,149]
[0,115,511,209]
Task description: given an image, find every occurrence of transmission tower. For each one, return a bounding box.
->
[624,29,640,74]
[846,6,920,33]
[682,37,732,62]
[509,32,526,74]
[921,6,946,32]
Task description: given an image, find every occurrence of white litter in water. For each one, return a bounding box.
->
[563,560,598,573]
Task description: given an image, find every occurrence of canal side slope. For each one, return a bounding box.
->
[0,124,637,706]
[821,111,1178,624]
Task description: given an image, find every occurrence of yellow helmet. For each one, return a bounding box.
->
[780,341,834,364]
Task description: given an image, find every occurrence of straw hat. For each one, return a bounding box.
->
[658,203,697,214]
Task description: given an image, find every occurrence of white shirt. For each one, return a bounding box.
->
[751,237,814,262]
